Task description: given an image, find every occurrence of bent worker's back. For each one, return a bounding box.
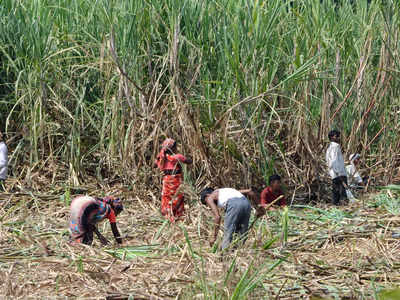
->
[69,195,114,244]
[217,188,251,250]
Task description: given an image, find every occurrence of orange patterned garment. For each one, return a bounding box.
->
[161,174,184,222]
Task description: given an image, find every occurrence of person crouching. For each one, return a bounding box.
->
[260,174,286,210]
[69,195,123,245]
[346,153,366,188]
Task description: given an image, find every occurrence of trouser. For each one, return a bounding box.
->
[332,176,348,205]
[222,197,251,250]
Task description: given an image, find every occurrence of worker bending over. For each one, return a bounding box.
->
[200,187,264,251]
[69,195,123,246]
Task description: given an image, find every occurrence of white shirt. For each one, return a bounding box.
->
[0,142,8,180]
[326,142,346,179]
[217,188,245,208]
[346,164,362,185]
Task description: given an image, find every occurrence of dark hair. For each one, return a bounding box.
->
[250,186,262,194]
[269,174,281,185]
[165,141,177,155]
[328,130,340,141]
[114,199,123,212]
[112,204,123,215]
[200,188,214,205]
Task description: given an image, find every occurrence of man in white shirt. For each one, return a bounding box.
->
[346,153,364,188]
[200,187,264,250]
[326,130,348,205]
[0,132,8,191]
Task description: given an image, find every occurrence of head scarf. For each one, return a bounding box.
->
[162,138,176,149]
[103,196,123,212]
[349,153,360,163]
[157,138,176,168]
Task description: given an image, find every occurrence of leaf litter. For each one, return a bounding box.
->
[1,182,400,299]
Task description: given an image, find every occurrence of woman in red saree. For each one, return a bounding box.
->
[155,139,192,222]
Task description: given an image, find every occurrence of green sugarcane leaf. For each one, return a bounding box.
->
[263,236,278,250]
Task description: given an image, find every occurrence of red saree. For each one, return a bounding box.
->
[161,174,184,222]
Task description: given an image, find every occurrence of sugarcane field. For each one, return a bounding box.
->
[1,0,400,299]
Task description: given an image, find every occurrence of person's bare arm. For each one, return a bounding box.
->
[110,223,122,244]
[342,180,349,189]
[239,189,251,194]
[239,189,265,217]
[206,192,221,246]
[177,154,192,165]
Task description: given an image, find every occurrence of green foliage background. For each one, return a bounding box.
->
[0,0,399,187]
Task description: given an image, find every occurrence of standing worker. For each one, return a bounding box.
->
[69,195,123,245]
[200,187,264,250]
[326,130,348,205]
[0,132,8,191]
[155,138,192,222]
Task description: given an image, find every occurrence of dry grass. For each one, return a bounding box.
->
[1,1,400,298]
[1,180,400,299]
